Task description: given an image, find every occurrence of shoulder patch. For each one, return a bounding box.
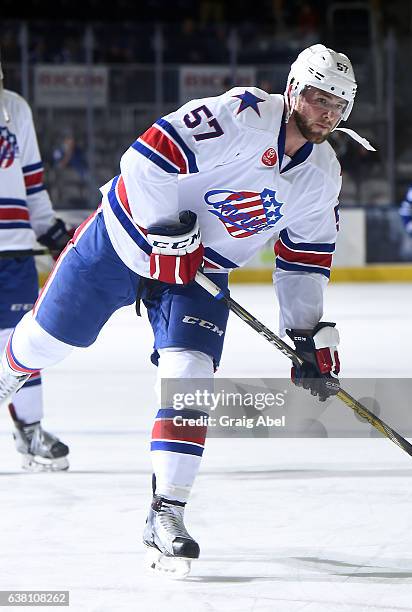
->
[224,87,278,132]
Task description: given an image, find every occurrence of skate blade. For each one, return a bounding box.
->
[145,546,193,579]
[22,455,69,472]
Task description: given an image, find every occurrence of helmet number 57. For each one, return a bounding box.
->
[336,62,349,73]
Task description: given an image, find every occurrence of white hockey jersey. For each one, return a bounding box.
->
[0,89,55,251]
[100,87,341,333]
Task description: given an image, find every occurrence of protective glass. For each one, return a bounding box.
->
[302,86,348,117]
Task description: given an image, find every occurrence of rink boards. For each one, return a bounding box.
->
[35,207,412,285]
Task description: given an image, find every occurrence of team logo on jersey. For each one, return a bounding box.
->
[261,147,277,167]
[204,188,283,238]
[0,126,18,169]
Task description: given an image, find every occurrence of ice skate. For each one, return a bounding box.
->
[9,406,69,472]
[143,495,200,579]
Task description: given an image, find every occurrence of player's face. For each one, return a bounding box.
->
[293,86,348,144]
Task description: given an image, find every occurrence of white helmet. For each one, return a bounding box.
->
[285,44,357,123]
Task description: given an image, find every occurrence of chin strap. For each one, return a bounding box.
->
[282,92,376,151]
[334,127,376,151]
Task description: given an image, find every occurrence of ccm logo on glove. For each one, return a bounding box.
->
[147,211,204,285]
[286,322,340,402]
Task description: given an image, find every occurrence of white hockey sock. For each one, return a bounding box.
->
[151,348,213,503]
[0,327,44,423]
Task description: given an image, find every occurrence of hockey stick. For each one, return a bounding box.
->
[195,271,412,457]
[0,249,51,259]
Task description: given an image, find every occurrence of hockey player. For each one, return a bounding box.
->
[0,45,373,575]
[0,58,72,471]
[399,184,412,236]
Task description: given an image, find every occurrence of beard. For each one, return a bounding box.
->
[294,110,333,144]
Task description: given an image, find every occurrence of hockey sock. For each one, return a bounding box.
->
[150,407,208,503]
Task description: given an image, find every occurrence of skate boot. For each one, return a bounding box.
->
[143,495,200,578]
[9,405,69,472]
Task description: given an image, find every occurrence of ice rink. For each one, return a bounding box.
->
[1,282,412,612]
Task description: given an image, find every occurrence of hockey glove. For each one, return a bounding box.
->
[286,322,340,402]
[38,218,74,260]
[147,211,204,285]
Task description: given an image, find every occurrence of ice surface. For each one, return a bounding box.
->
[1,283,412,612]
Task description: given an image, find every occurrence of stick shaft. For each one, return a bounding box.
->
[195,271,412,457]
[0,249,50,259]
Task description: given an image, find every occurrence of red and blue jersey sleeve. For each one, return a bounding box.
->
[133,117,200,175]
[23,161,46,197]
[116,89,271,229]
[275,228,335,279]
[274,148,340,280]
[273,146,340,334]
[274,222,336,334]
[18,96,55,236]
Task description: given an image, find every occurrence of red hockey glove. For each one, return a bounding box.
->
[38,218,74,260]
[147,211,204,285]
[286,322,340,402]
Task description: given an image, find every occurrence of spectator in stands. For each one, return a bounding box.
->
[52,130,88,180]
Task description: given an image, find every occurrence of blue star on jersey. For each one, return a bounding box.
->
[204,188,283,238]
[233,91,265,116]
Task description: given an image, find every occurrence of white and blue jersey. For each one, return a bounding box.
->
[101,87,341,333]
[0,89,55,251]
[0,90,56,329]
